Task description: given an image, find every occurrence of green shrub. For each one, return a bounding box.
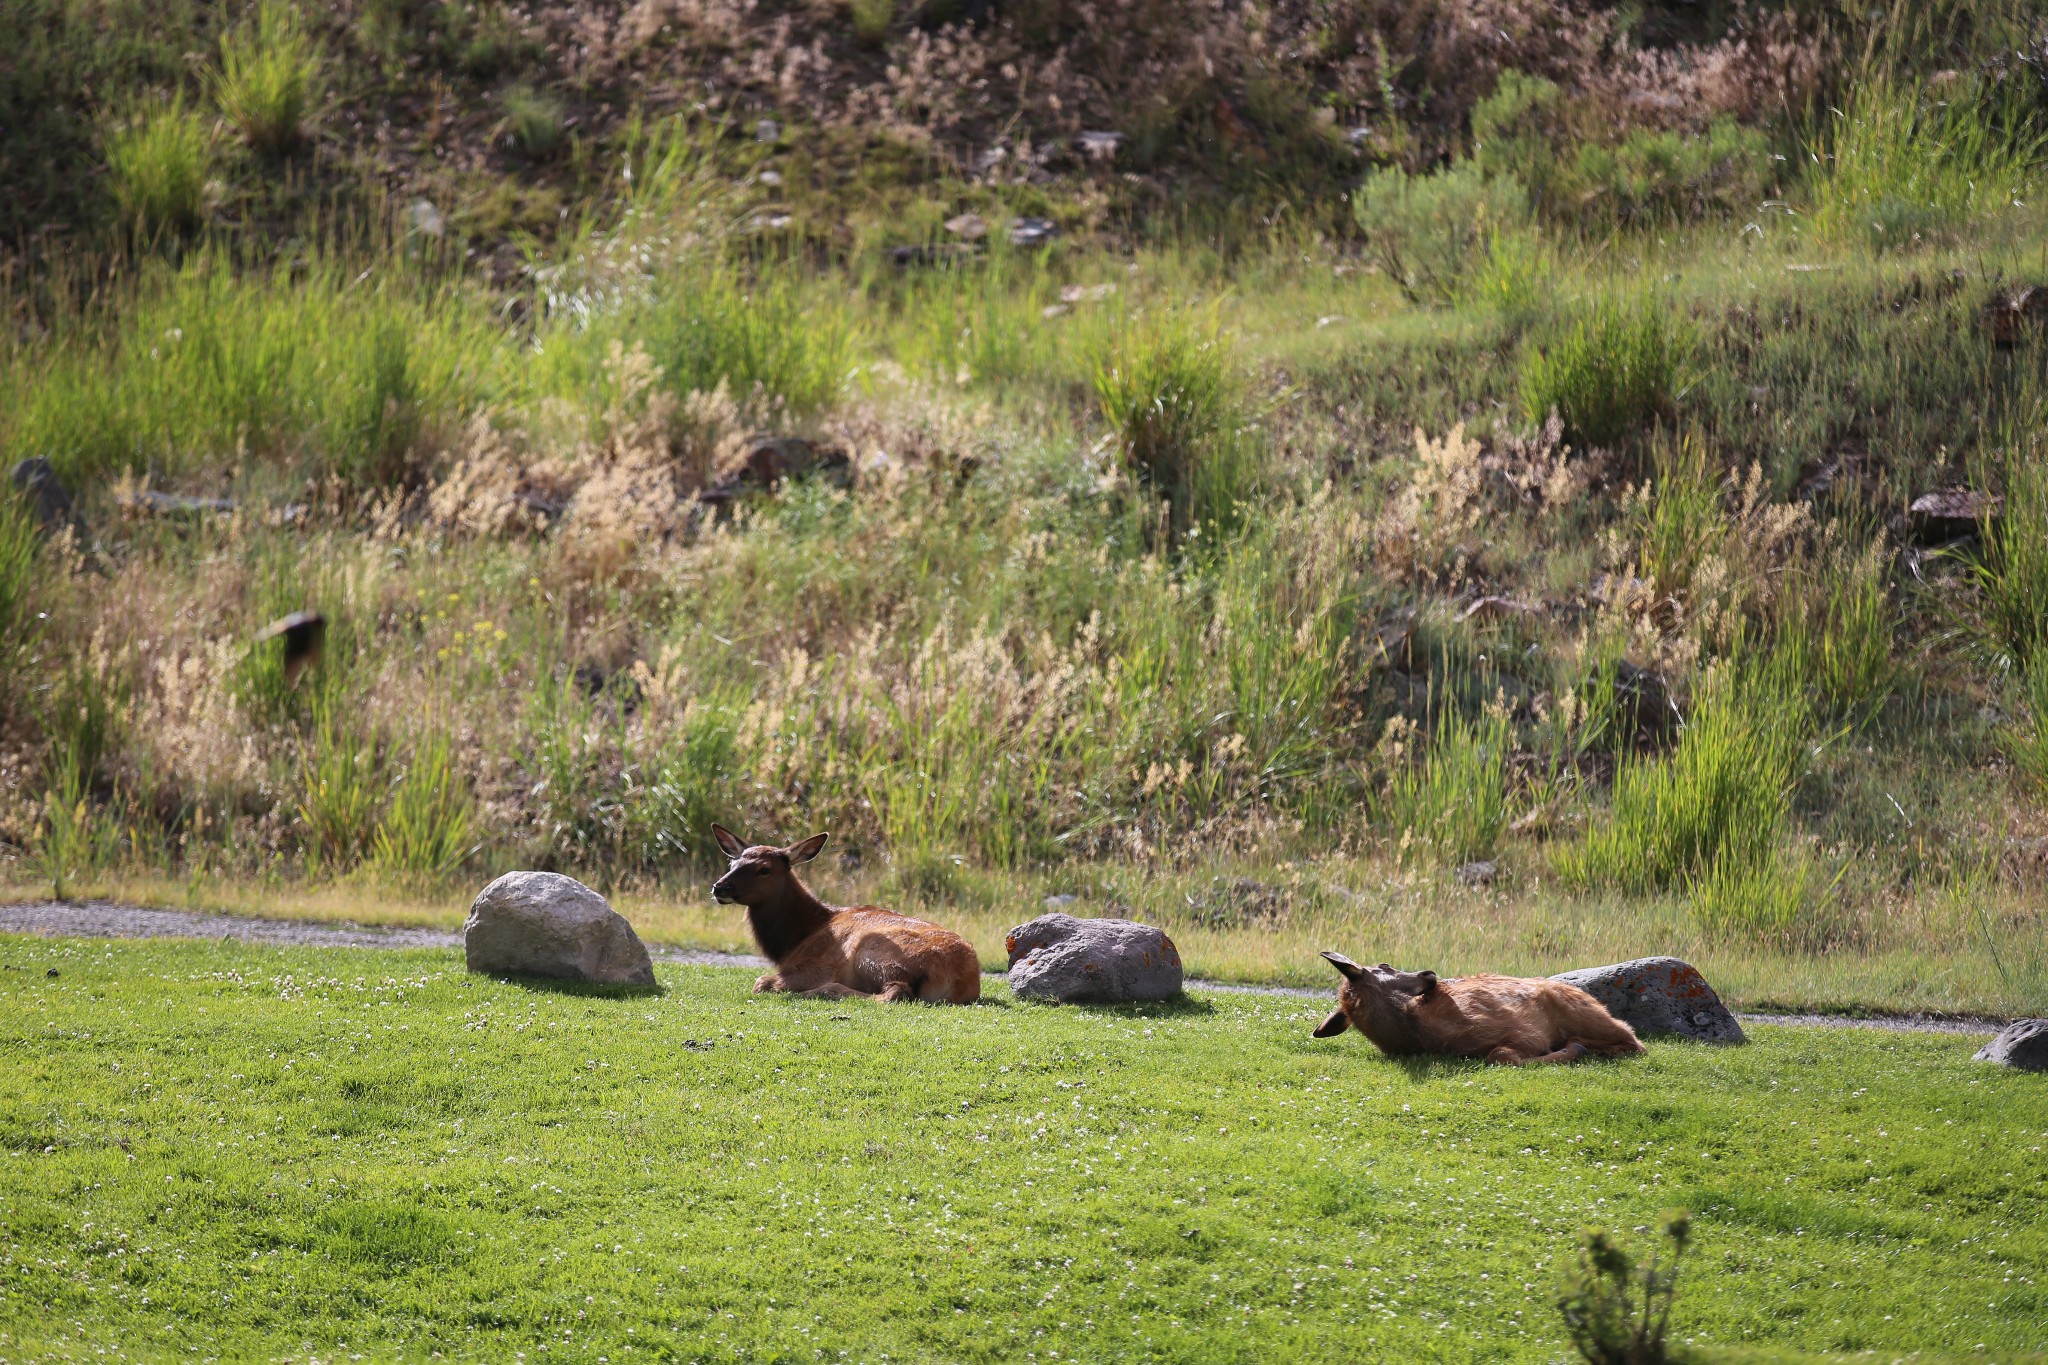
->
[1563,664,1804,895]
[105,99,213,236]
[503,86,566,160]
[1377,706,1512,866]
[850,0,894,45]
[1974,456,2048,667]
[214,1,321,156]
[371,731,476,879]
[1471,71,1564,192]
[630,265,850,415]
[1092,314,1248,536]
[1520,298,1688,450]
[1351,163,1528,306]
[1557,1213,1691,1365]
[1567,118,1775,226]
[1689,847,1827,945]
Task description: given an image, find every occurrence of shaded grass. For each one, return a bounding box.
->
[0,935,2040,1363]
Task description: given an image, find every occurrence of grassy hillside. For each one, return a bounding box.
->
[4,1,2048,1013]
[1,935,2041,1363]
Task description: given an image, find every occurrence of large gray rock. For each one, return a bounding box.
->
[464,872,655,987]
[1551,956,1745,1044]
[1005,913,1182,1003]
[1975,1019,2048,1072]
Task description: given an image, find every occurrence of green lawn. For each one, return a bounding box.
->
[1,935,2043,1364]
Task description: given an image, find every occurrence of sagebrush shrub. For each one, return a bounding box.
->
[1352,163,1528,306]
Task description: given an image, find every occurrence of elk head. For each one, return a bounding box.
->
[1311,950,1438,1041]
[710,825,829,907]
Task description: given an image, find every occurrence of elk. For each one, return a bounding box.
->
[709,825,981,1004]
[1311,952,1643,1065]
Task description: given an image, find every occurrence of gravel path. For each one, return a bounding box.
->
[0,900,2007,1035]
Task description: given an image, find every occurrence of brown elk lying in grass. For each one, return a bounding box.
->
[710,825,981,1004]
[1312,952,1644,1065]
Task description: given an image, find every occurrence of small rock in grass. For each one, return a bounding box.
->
[11,458,84,539]
[1043,893,1078,910]
[1453,860,1498,888]
[1006,913,1181,1003]
[1550,956,1745,1044]
[464,871,655,987]
[1974,1019,2048,1072]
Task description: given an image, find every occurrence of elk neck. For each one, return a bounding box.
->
[743,874,836,964]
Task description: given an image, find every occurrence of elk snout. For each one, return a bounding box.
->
[711,870,739,905]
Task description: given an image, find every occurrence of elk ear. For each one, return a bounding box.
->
[786,832,829,865]
[711,824,747,859]
[1417,970,1440,996]
[1311,1009,1350,1039]
[1319,950,1365,981]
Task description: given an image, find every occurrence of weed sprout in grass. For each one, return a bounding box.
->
[104,98,213,237]
[1557,1211,1691,1365]
[213,0,321,156]
[1520,296,1689,453]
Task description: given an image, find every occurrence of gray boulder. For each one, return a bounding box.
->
[11,458,83,539]
[1551,956,1745,1044]
[464,872,655,987]
[1974,1019,2048,1072]
[1006,913,1182,1003]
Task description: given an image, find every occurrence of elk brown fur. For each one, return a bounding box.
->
[710,825,981,1004]
[1311,951,1643,1065]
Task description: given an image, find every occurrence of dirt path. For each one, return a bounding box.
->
[0,900,2007,1035]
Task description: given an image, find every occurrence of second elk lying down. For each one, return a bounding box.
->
[1312,952,1644,1065]
[710,824,982,1003]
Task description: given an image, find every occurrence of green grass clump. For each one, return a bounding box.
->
[213,0,320,155]
[1,936,2042,1363]
[1812,79,2043,249]
[104,98,213,236]
[1974,454,2048,667]
[1093,313,1249,535]
[371,730,476,879]
[1564,667,1804,899]
[0,492,40,654]
[503,85,566,159]
[1378,706,1511,866]
[1521,297,1688,452]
